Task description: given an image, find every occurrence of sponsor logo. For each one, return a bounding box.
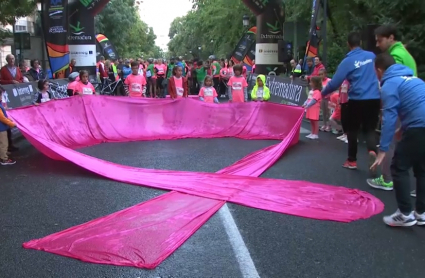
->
[13,85,33,97]
[261,20,283,40]
[51,0,62,5]
[80,0,94,7]
[70,50,94,56]
[265,75,303,103]
[354,59,372,68]
[258,48,277,54]
[69,21,92,41]
[49,26,67,33]
[49,10,63,18]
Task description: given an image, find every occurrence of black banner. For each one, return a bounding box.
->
[230,27,256,63]
[255,0,285,75]
[41,0,70,78]
[68,0,97,77]
[247,74,308,106]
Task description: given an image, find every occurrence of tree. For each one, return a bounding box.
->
[0,0,37,41]
[167,0,255,60]
[95,0,161,58]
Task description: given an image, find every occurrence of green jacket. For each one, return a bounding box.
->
[251,74,270,101]
[389,42,417,76]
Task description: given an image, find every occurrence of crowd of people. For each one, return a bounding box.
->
[1,24,424,228]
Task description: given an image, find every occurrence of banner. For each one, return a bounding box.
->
[247,74,308,106]
[254,0,285,75]
[243,42,256,67]
[96,34,120,60]
[303,0,321,67]
[41,0,70,78]
[79,0,111,16]
[241,0,268,16]
[68,0,97,78]
[230,27,256,64]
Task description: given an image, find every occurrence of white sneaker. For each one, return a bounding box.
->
[415,212,425,226]
[337,134,346,140]
[344,138,348,143]
[306,134,313,138]
[383,209,417,227]
[309,134,319,140]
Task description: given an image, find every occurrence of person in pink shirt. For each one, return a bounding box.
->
[125,61,146,97]
[319,68,332,132]
[302,76,322,139]
[240,62,248,79]
[154,59,167,97]
[72,70,95,95]
[227,64,248,102]
[167,66,188,99]
[199,76,219,103]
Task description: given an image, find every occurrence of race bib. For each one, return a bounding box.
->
[232,82,242,90]
[131,83,142,92]
[204,88,213,97]
[157,68,164,74]
[176,87,184,96]
[146,70,152,78]
[82,87,92,95]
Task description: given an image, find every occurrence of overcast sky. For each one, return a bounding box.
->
[138,0,193,50]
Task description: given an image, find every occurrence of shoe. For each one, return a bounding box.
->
[324,126,331,132]
[415,212,425,226]
[8,145,19,152]
[344,138,348,143]
[367,176,393,191]
[319,126,326,131]
[306,134,313,138]
[332,129,339,135]
[337,134,346,140]
[411,190,416,197]
[368,151,377,176]
[342,160,357,169]
[383,209,417,227]
[0,158,16,165]
[309,134,319,140]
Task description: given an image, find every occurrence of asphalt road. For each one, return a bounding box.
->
[1,123,424,278]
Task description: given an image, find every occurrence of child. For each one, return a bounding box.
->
[199,76,219,103]
[336,80,350,143]
[250,74,270,102]
[125,61,147,98]
[227,64,248,102]
[0,89,16,165]
[168,66,188,99]
[319,68,332,132]
[328,92,341,134]
[302,76,322,139]
[73,70,95,95]
[35,80,53,104]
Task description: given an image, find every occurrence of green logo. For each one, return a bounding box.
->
[70,21,84,35]
[266,21,281,34]
[80,0,93,7]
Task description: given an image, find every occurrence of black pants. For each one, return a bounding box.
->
[340,103,349,133]
[213,77,220,95]
[391,128,425,214]
[347,99,380,161]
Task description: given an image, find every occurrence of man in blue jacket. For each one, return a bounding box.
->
[322,32,381,171]
[370,53,425,227]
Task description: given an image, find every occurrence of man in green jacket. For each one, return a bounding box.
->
[367,24,418,195]
[375,25,417,75]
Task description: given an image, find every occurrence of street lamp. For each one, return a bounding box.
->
[36,2,46,71]
[197,46,201,58]
[242,15,250,28]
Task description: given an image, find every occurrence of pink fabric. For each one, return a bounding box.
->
[9,97,384,269]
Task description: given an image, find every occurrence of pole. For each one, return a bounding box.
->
[322,0,328,67]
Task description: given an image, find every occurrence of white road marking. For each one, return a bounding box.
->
[300,127,310,134]
[218,204,260,278]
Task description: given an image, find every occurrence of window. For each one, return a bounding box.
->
[15,25,27,32]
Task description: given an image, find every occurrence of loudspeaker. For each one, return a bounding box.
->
[278,40,293,63]
[362,24,381,55]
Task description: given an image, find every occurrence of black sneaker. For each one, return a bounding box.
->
[0,158,16,165]
[8,146,19,152]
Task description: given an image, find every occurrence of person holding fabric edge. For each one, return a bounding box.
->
[370,53,425,226]
[321,32,381,171]
[251,75,270,102]
[168,66,188,99]
[0,89,16,165]
[367,25,418,196]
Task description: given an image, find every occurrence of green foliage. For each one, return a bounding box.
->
[0,0,37,43]
[95,0,161,58]
[167,0,255,60]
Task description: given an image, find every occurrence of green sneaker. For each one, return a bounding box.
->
[367,176,393,191]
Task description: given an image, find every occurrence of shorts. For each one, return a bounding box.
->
[156,76,165,88]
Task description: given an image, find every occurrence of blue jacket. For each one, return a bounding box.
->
[322,47,380,100]
[379,64,425,152]
[0,104,10,132]
[176,62,185,76]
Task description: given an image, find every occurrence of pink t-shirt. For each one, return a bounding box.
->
[339,80,349,104]
[125,74,146,97]
[199,86,218,103]
[227,75,248,102]
[67,81,78,92]
[322,78,331,99]
[173,76,184,97]
[155,64,166,76]
[74,81,95,95]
